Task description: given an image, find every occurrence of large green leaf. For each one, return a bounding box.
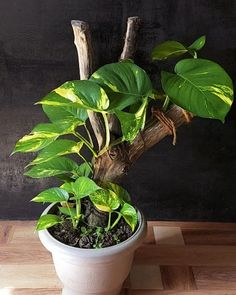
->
[152,41,188,61]
[90,189,120,212]
[71,177,101,199]
[104,182,131,203]
[36,214,62,230]
[12,133,57,154]
[43,104,88,125]
[24,157,79,178]
[161,59,234,122]
[12,121,79,154]
[31,187,69,203]
[75,162,93,177]
[90,62,152,110]
[115,98,148,142]
[38,80,109,112]
[120,203,138,231]
[29,140,83,165]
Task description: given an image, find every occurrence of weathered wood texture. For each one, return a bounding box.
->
[1,221,236,294]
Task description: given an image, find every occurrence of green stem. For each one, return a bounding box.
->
[162,95,170,112]
[75,199,81,227]
[97,113,111,156]
[111,212,122,229]
[66,202,76,229]
[84,124,94,147]
[102,112,110,149]
[73,132,98,157]
[106,211,112,232]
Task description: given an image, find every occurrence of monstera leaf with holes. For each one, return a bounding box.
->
[161,59,234,122]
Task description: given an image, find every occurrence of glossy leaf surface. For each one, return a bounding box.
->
[90,189,120,212]
[31,187,69,203]
[90,62,152,110]
[24,157,79,178]
[36,214,62,230]
[161,59,234,121]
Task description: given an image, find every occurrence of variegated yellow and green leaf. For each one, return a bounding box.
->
[161,58,234,122]
[38,80,109,112]
[36,214,62,230]
[29,140,83,166]
[24,157,79,178]
[89,189,120,212]
[31,187,69,203]
[120,203,138,232]
[90,62,152,110]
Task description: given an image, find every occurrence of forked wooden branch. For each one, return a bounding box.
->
[109,16,141,136]
[71,20,105,150]
[71,17,193,182]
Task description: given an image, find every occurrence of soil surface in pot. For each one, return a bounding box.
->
[48,198,136,249]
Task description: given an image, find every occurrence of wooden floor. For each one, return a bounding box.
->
[1,221,236,295]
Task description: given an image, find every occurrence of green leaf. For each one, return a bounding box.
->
[90,189,120,212]
[36,214,62,230]
[12,133,57,154]
[42,104,88,124]
[76,162,93,177]
[115,98,148,142]
[71,177,101,199]
[59,207,77,217]
[188,35,206,51]
[152,41,188,61]
[24,157,79,178]
[31,187,69,203]
[90,62,152,110]
[104,182,131,203]
[38,80,109,112]
[29,140,83,165]
[60,182,74,194]
[161,58,234,122]
[120,203,138,232]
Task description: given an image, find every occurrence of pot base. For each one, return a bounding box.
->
[62,286,122,295]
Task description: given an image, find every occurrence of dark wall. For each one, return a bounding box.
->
[1,0,236,220]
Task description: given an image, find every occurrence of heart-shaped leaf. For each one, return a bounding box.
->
[29,140,83,165]
[24,157,79,178]
[36,214,62,230]
[152,41,188,61]
[161,58,234,122]
[59,207,77,217]
[89,189,120,212]
[90,62,152,110]
[120,203,138,231]
[43,104,88,125]
[38,80,109,112]
[103,182,131,203]
[115,98,148,142]
[71,177,101,199]
[31,187,69,203]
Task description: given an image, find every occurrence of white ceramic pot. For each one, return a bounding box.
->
[38,203,147,295]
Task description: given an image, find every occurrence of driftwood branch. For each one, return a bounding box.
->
[71,17,193,183]
[109,16,142,137]
[120,16,141,60]
[71,20,105,150]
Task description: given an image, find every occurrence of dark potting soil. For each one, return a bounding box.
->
[48,198,136,249]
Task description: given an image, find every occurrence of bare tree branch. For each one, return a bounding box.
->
[109,16,142,136]
[71,20,105,150]
[120,16,141,60]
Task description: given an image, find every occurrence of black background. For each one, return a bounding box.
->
[1,0,236,220]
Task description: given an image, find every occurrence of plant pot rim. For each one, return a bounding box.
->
[38,203,146,258]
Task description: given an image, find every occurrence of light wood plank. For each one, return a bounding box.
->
[0,288,60,295]
[135,245,236,266]
[130,264,163,290]
[193,266,236,290]
[153,226,185,245]
[0,264,61,288]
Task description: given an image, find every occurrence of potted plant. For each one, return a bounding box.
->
[12,17,234,295]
